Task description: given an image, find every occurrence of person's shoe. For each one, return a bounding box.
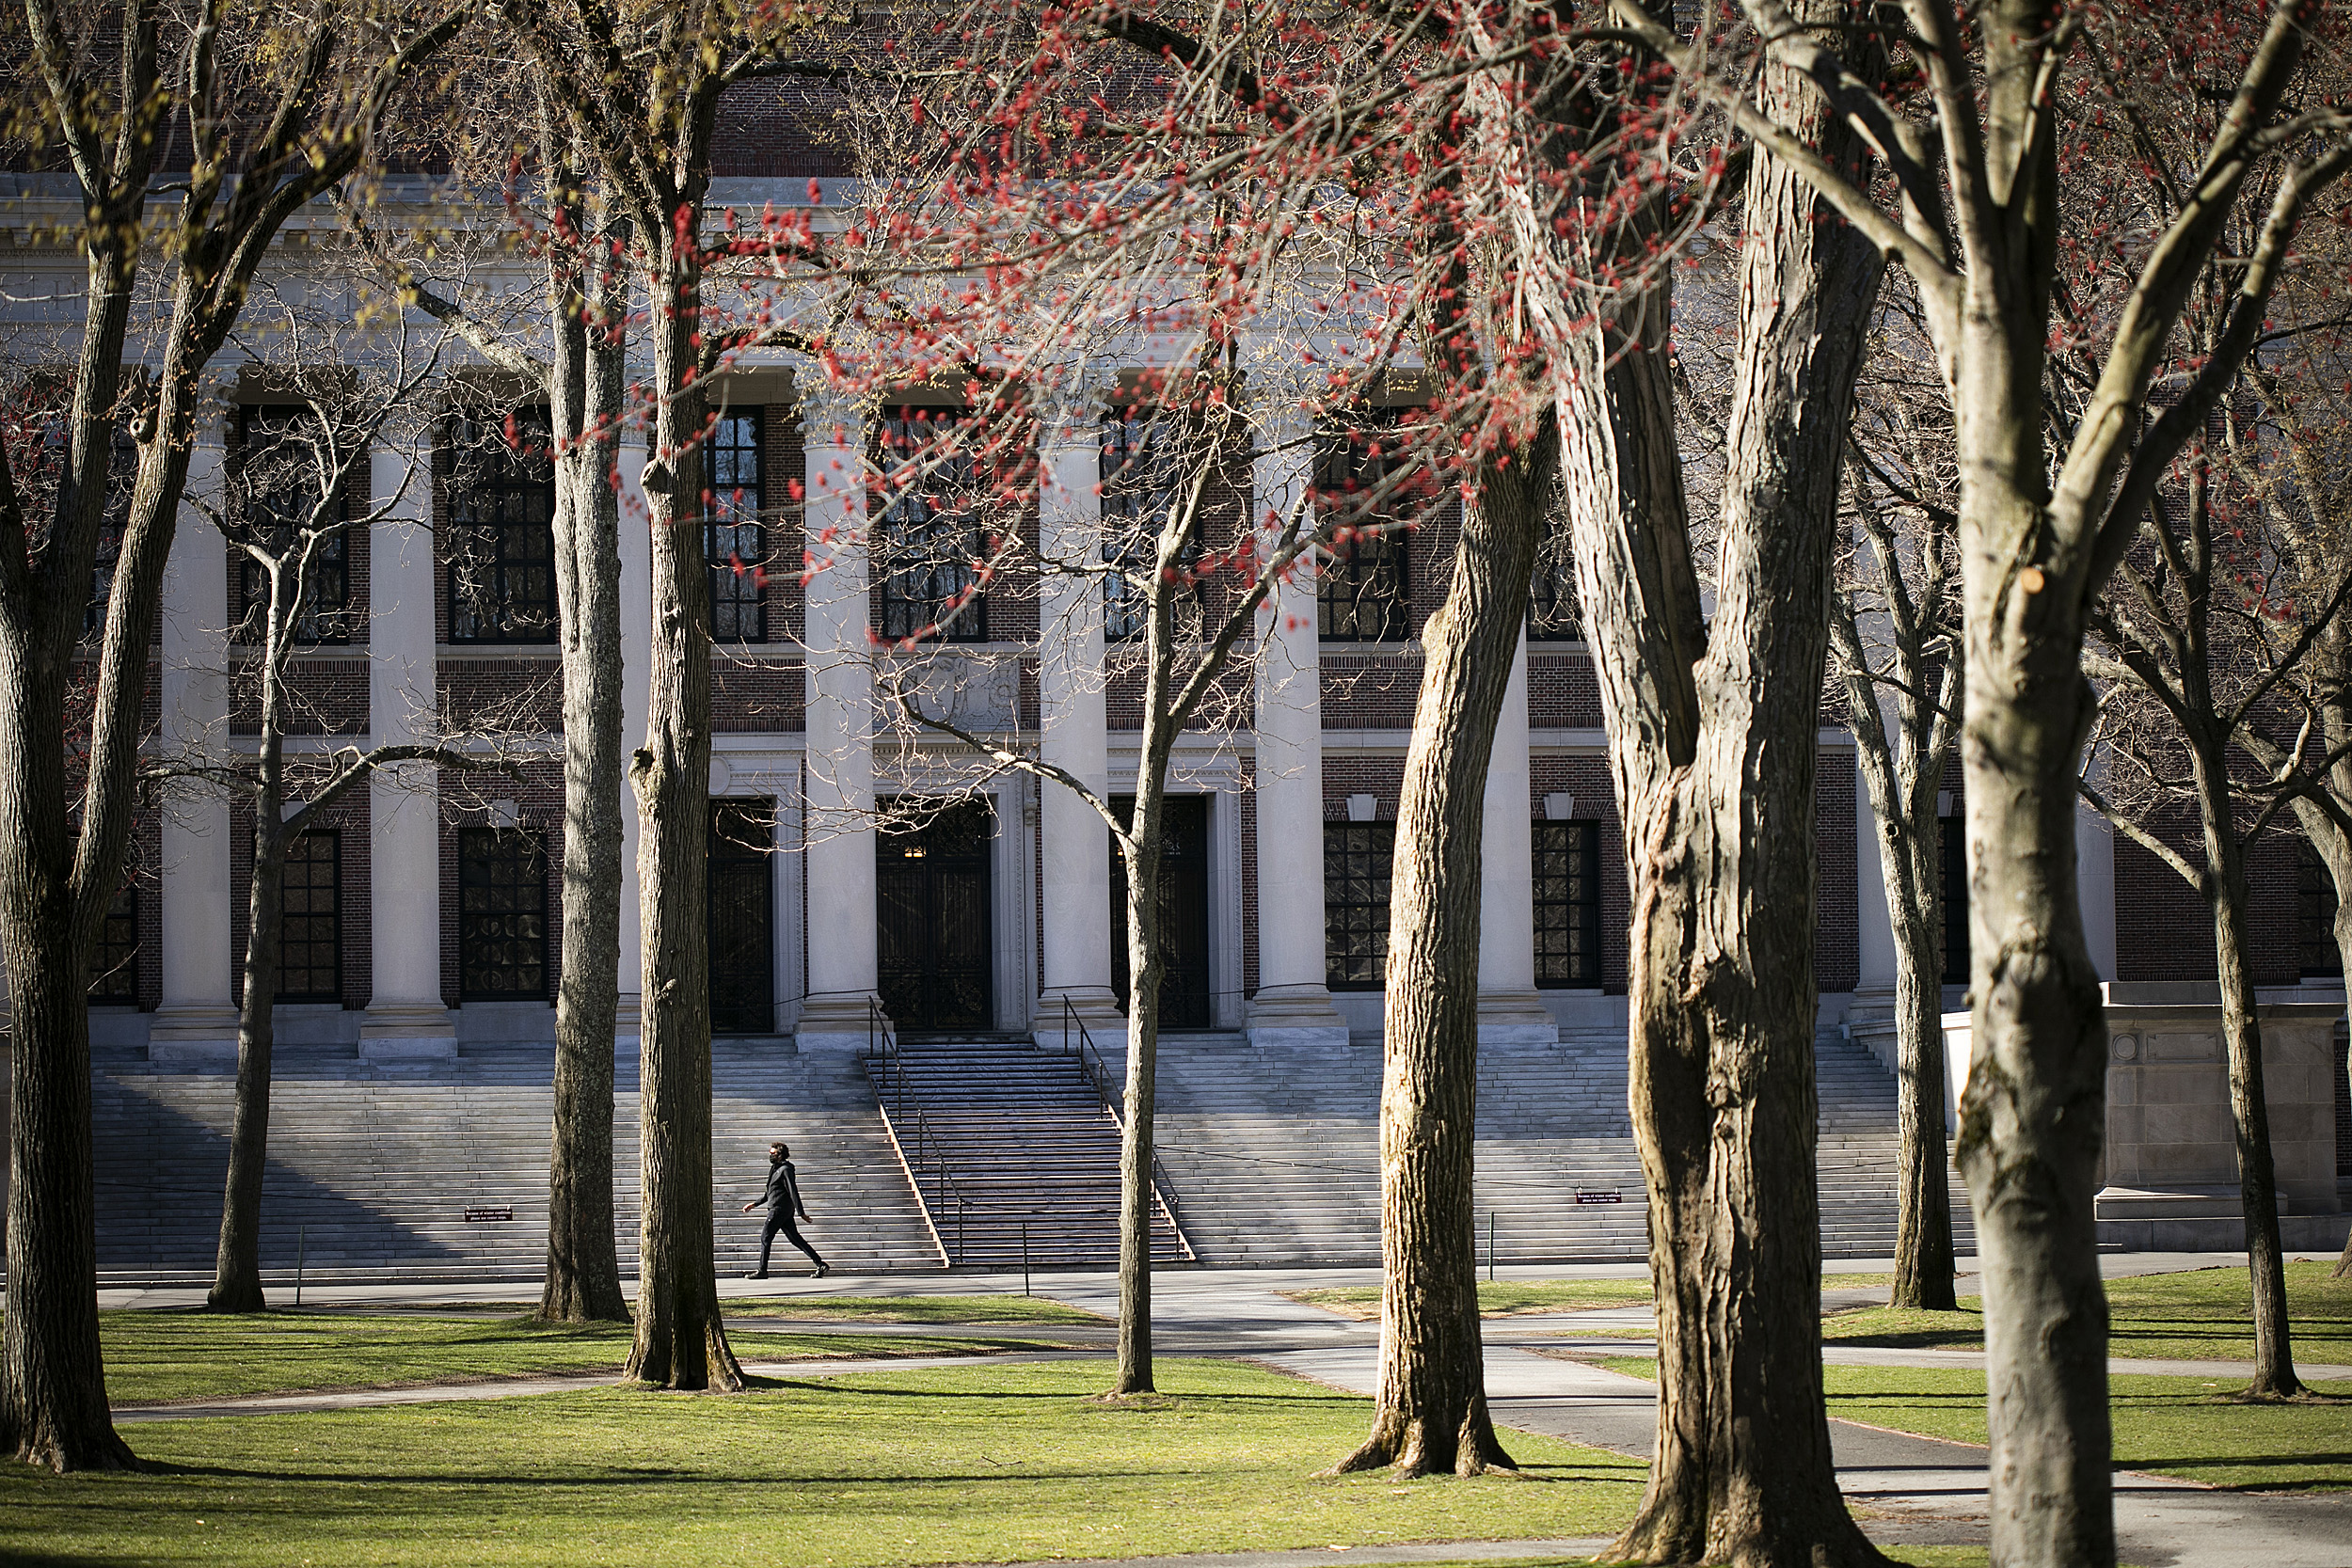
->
[743,1272,769,1281]
[815,1263,830,1278]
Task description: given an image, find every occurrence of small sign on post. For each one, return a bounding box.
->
[1573,1189,1624,1206]
[463,1205,515,1223]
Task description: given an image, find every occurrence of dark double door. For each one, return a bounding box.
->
[878,799,994,1032]
[708,800,774,1035]
[1112,796,1212,1030]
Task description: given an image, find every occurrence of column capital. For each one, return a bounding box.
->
[1042,360,1122,446]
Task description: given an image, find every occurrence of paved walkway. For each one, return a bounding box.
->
[101,1256,2352,1568]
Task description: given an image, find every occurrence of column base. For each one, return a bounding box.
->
[1475,988,1560,1048]
[613,992,642,1039]
[1035,987,1127,1054]
[148,1002,241,1063]
[359,1001,458,1059]
[1244,983,1350,1049]
[796,991,888,1053]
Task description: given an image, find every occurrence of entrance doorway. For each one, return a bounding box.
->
[1111,795,1212,1030]
[708,800,774,1035]
[877,798,994,1032]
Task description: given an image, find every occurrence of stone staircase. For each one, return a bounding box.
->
[87,1039,940,1286]
[865,1035,1189,1271]
[1146,1025,1974,1264]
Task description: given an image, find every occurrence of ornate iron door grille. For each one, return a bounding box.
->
[708,800,774,1035]
[876,798,994,1032]
[1110,795,1213,1029]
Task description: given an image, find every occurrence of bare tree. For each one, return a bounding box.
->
[191,319,515,1312]
[1619,1,2352,1556]
[1830,299,1963,1312]
[344,79,638,1323]
[0,0,458,1470]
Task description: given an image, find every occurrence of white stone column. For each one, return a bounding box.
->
[794,381,884,1050]
[1477,630,1556,1045]
[358,440,456,1056]
[1245,402,1347,1047]
[1036,376,1123,1046]
[150,416,239,1058]
[614,438,653,1037]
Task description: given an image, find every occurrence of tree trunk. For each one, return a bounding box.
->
[1565,12,1889,1562]
[1949,452,2114,1568]
[210,813,285,1314]
[1328,443,1549,1478]
[1113,792,1164,1395]
[622,230,740,1391]
[539,152,629,1324]
[2190,748,2302,1398]
[0,652,135,1468]
[1890,829,1958,1311]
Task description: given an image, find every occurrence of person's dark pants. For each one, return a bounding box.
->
[760,1211,825,1274]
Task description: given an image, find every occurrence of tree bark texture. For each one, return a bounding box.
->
[1560,14,1890,1558]
[1114,794,1165,1395]
[1329,445,1552,1478]
[210,806,285,1314]
[1838,639,1961,1312]
[2185,743,2302,1397]
[539,142,630,1324]
[1948,327,2116,1568]
[621,230,740,1391]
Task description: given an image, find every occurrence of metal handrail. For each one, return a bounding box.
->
[1059,996,1196,1259]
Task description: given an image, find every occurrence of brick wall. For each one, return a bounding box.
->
[230,657,371,736]
[2115,814,2301,988]
[1527,651,1605,728]
[1817,755,1860,992]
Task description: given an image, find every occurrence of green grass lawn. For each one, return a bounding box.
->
[1820,1261,2352,1365]
[1590,1355,2352,1492]
[102,1312,1060,1405]
[1292,1275,1895,1323]
[727,1294,1105,1325]
[9,1360,1647,1567]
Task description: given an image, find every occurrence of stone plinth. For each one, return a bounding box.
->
[1942,981,2344,1248]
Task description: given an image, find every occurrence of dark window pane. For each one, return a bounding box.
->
[878,407,989,642]
[459,826,548,999]
[2301,839,2342,977]
[1940,816,1968,986]
[1527,528,1580,641]
[1533,819,1601,988]
[88,880,138,1001]
[447,411,559,643]
[1315,418,1414,642]
[277,831,342,1001]
[705,411,768,642]
[1100,413,1203,641]
[1325,820,1395,991]
[237,406,353,644]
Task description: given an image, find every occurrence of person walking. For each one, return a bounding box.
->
[742,1141,829,1279]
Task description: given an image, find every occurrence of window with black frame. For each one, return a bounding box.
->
[277,831,342,1001]
[446,411,557,643]
[1315,418,1413,641]
[88,881,137,1001]
[1533,819,1601,987]
[1325,820,1395,990]
[1940,815,1968,985]
[706,410,767,642]
[1100,411,1203,641]
[54,420,139,638]
[1527,526,1581,641]
[878,406,988,642]
[237,406,351,644]
[459,826,548,999]
[2299,839,2341,977]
